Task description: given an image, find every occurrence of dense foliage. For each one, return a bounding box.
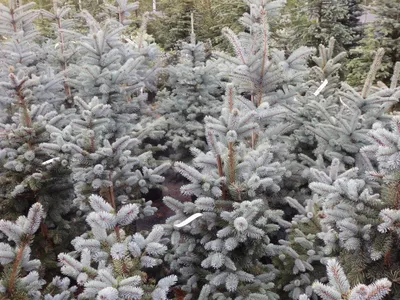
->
[346,0,400,86]
[0,0,400,299]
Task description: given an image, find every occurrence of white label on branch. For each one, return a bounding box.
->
[314,79,328,96]
[174,213,203,228]
[339,97,350,110]
[42,157,60,165]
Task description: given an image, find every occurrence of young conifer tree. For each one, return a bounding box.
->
[305,154,400,296]
[144,0,195,50]
[193,0,246,51]
[0,198,178,299]
[39,1,80,108]
[40,4,170,224]
[284,55,400,297]
[215,0,314,110]
[41,95,170,217]
[271,193,328,299]
[346,0,400,86]
[0,203,74,299]
[309,114,400,296]
[284,38,347,151]
[155,16,224,160]
[299,48,400,170]
[269,42,400,299]
[213,0,314,194]
[164,84,289,299]
[0,1,178,298]
[0,0,79,274]
[161,1,316,298]
[66,4,164,143]
[58,194,177,299]
[278,0,361,53]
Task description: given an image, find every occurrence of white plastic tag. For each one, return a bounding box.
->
[339,97,350,110]
[42,157,60,165]
[174,213,203,228]
[314,79,328,96]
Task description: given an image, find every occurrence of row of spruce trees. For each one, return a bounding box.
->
[8,0,400,87]
[1,0,400,299]
[141,0,400,88]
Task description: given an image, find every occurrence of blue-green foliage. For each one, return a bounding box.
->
[0,0,400,299]
[155,39,224,159]
[0,1,76,252]
[164,85,287,299]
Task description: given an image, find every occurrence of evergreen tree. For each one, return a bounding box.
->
[0,203,75,299]
[214,0,314,195]
[0,0,78,276]
[41,95,170,214]
[193,0,246,51]
[40,1,79,107]
[103,0,139,26]
[161,0,314,297]
[279,0,362,53]
[139,0,245,51]
[145,0,195,50]
[285,38,347,149]
[285,46,400,297]
[0,2,177,298]
[66,6,164,142]
[273,194,328,299]
[0,199,178,299]
[58,194,177,299]
[346,0,400,87]
[66,0,106,16]
[2,0,400,298]
[163,85,289,299]
[292,46,399,170]
[154,27,224,160]
[344,0,363,44]
[40,6,169,218]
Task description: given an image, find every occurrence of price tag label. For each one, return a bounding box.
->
[314,79,328,96]
[174,213,203,228]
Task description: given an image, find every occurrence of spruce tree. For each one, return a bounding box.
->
[145,0,195,50]
[0,198,178,299]
[2,0,400,298]
[193,0,246,51]
[283,42,400,298]
[163,84,289,299]
[140,0,245,51]
[213,0,314,196]
[66,5,164,142]
[40,1,79,107]
[291,46,399,170]
[58,194,177,299]
[40,6,169,218]
[285,38,347,149]
[0,0,78,276]
[155,25,223,160]
[280,0,361,53]
[346,0,400,87]
[0,203,69,299]
[0,1,178,298]
[162,0,315,297]
[343,0,363,47]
